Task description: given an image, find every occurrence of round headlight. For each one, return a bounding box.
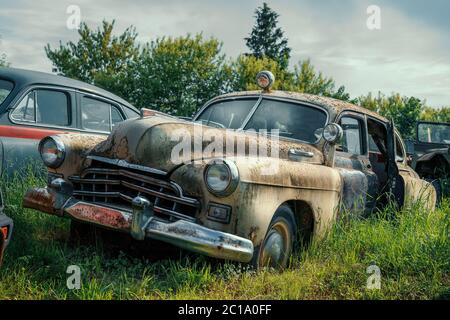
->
[39,136,65,168]
[323,123,343,144]
[204,159,239,197]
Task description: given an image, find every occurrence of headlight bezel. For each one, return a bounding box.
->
[204,159,239,197]
[39,136,66,169]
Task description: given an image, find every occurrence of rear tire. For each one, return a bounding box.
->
[251,205,297,270]
[430,179,442,207]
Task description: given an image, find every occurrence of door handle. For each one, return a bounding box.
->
[288,148,314,159]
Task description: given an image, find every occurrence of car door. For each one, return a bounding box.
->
[334,112,378,217]
[2,87,76,175]
[385,120,407,207]
[394,131,436,209]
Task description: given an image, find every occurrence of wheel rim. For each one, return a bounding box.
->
[259,220,291,268]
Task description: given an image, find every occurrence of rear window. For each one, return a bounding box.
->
[0,79,14,106]
[81,96,124,132]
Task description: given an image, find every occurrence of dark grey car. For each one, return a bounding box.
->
[0,67,140,175]
[406,121,450,201]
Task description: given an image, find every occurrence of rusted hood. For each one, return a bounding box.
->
[90,115,323,173]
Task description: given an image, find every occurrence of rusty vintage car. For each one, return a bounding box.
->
[23,71,436,269]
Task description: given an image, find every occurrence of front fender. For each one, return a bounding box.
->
[171,156,342,247]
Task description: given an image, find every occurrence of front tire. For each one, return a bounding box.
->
[252,205,297,270]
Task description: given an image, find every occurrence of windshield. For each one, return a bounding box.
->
[196,97,328,144]
[195,98,258,129]
[0,79,14,106]
[418,123,450,145]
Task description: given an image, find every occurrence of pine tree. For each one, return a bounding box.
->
[245,2,291,70]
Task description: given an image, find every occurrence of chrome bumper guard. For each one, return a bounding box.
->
[23,181,254,263]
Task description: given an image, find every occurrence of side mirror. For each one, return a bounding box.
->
[322,123,343,145]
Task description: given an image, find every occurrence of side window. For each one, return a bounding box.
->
[11,89,70,126]
[395,134,405,162]
[123,107,140,119]
[81,96,124,132]
[111,106,124,128]
[338,116,364,155]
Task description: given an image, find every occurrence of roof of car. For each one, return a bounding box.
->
[0,67,137,111]
[213,90,388,122]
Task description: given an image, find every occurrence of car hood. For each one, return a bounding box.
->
[89,114,323,174]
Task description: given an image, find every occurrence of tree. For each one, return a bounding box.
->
[358,92,423,138]
[231,55,294,91]
[45,20,139,99]
[245,2,291,70]
[231,56,353,101]
[129,34,232,116]
[0,54,8,67]
[292,59,352,101]
[420,106,450,123]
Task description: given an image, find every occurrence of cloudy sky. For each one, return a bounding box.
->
[0,0,449,107]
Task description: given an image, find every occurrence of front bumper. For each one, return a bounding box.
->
[0,212,13,265]
[23,181,254,263]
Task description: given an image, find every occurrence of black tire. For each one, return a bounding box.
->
[430,179,442,207]
[251,205,297,270]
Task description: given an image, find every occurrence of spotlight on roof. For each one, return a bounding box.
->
[256,70,275,92]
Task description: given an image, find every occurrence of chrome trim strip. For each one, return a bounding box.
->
[87,155,167,175]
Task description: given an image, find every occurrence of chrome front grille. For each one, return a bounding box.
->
[69,163,199,222]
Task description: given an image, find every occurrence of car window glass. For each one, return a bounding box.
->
[338,117,363,155]
[395,134,405,162]
[36,90,70,126]
[11,89,70,126]
[11,91,35,122]
[111,106,124,128]
[82,97,112,132]
[82,96,125,132]
[418,123,450,144]
[196,99,258,129]
[123,107,139,119]
[244,99,327,143]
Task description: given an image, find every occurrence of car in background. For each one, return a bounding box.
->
[406,121,450,202]
[0,190,12,265]
[0,67,140,176]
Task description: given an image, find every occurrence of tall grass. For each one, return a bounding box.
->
[0,170,448,300]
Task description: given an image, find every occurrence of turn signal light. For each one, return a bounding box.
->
[1,226,8,240]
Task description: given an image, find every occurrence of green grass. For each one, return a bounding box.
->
[0,171,448,300]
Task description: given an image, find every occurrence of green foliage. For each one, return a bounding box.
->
[231,55,293,91]
[245,2,291,70]
[129,34,232,116]
[232,56,353,101]
[420,106,450,123]
[293,59,353,101]
[0,53,9,67]
[358,92,424,138]
[45,20,139,98]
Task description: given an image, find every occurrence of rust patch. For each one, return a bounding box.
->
[66,203,130,230]
[22,188,58,215]
[113,137,129,159]
[248,226,259,243]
